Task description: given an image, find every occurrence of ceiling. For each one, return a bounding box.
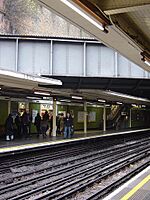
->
[76,0,150,53]
[1,76,150,105]
[37,0,150,71]
[42,76,150,99]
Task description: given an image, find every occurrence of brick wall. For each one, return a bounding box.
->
[2,0,91,38]
[0,0,11,33]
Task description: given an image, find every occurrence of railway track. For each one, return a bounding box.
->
[1,137,150,200]
[0,136,149,174]
[86,161,149,200]
[0,137,149,183]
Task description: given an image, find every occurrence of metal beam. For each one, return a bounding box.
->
[133,80,143,91]
[0,36,149,79]
[110,14,149,53]
[102,2,150,15]
[37,0,150,72]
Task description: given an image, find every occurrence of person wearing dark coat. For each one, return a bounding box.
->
[22,111,30,138]
[56,114,61,135]
[64,113,73,139]
[34,113,41,137]
[15,113,21,138]
[5,114,14,141]
[40,111,49,138]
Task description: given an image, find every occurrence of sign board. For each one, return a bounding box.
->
[78,111,84,122]
[88,112,96,122]
[32,109,38,123]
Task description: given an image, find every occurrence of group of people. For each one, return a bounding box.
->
[5,110,74,141]
[34,111,74,139]
[5,110,32,141]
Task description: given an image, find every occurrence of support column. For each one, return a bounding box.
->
[8,100,11,115]
[129,108,132,128]
[52,98,57,137]
[84,101,87,134]
[103,104,106,132]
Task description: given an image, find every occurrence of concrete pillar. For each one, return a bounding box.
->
[84,101,87,134]
[52,98,57,137]
[8,100,11,115]
[129,108,132,128]
[103,104,106,131]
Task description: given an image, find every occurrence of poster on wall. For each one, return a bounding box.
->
[40,104,53,116]
[32,110,38,123]
[88,112,96,122]
[78,111,84,122]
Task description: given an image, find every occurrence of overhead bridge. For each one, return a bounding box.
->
[0,35,149,79]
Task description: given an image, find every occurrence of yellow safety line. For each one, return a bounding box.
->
[121,174,150,200]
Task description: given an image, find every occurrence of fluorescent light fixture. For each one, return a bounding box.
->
[87,102,94,105]
[27,96,41,100]
[144,60,150,67]
[141,105,146,108]
[60,0,104,31]
[34,91,51,96]
[131,104,137,107]
[0,69,62,85]
[60,99,71,103]
[98,99,106,103]
[105,90,150,103]
[105,104,111,107]
[32,100,53,104]
[43,97,52,100]
[116,102,122,105]
[71,95,83,100]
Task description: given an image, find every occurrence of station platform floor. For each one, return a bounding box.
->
[104,165,150,200]
[0,128,150,154]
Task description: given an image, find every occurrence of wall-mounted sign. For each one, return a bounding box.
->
[78,111,84,122]
[41,104,53,111]
[88,112,96,122]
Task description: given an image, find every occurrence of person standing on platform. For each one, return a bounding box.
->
[60,113,64,135]
[64,112,73,139]
[34,113,41,137]
[49,112,53,137]
[22,110,30,138]
[5,114,14,141]
[70,110,74,137]
[56,114,61,135]
[15,113,21,138]
[41,110,49,138]
[26,110,32,136]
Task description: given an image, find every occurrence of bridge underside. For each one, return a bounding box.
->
[42,76,150,99]
[0,35,150,104]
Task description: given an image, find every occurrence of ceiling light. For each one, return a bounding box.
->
[98,99,106,103]
[0,69,62,85]
[141,51,150,67]
[71,95,83,100]
[60,0,104,31]
[43,97,52,100]
[105,104,111,107]
[87,102,94,105]
[26,96,41,100]
[144,60,150,67]
[131,104,137,107]
[60,99,71,103]
[116,102,122,105]
[105,90,150,103]
[141,105,146,108]
[34,91,51,96]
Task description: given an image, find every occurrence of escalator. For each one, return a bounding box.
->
[107,105,130,130]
